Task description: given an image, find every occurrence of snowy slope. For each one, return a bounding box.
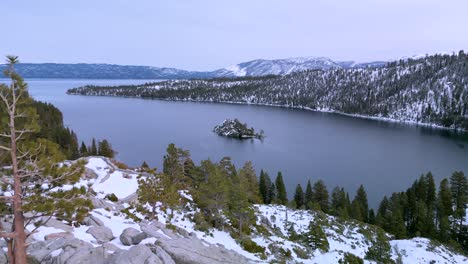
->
[24,158,468,264]
[214,57,387,77]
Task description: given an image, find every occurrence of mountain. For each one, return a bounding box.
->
[216,57,387,77]
[68,52,468,130]
[0,63,214,79]
[0,57,386,79]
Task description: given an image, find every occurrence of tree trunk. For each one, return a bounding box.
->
[6,239,14,264]
[10,97,27,264]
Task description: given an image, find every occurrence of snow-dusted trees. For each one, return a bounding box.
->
[69,51,468,130]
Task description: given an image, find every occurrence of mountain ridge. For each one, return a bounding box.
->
[0,56,387,79]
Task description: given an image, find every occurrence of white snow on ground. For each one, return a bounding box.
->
[27,157,467,263]
[92,171,139,199]
[391,238,468,264]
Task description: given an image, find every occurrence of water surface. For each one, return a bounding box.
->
[2,79,467,207]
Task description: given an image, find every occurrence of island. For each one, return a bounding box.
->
[213,118,265,139]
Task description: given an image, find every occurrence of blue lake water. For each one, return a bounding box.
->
[2,78,468,207]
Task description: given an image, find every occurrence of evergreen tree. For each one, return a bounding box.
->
[258,170,270,204]
[90,138,98,155]
[0,58,93,263]
[98,139,115,158]
[79,141,88,157]
[437,178,452,242]
[450,171,467,243]
[228,172,254,236]
[195,160,230,228]
[365,230,394,264]
[350,199,363,221]
[305,180,314,210]
[238,161,261,204]
[275,172,288,205]
[368,209,376,225]
[354,185,369,222]
[304,221,329,252]
[141,161,149,169]
[163,143,190,185]
[294,184,305,209]
[312,180,329,213]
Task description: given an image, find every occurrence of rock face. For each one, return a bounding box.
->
[140,222,251,264]
[86,226,114,243]
[213,119,264,139]
[119,227,147,246]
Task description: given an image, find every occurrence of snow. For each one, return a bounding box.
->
[92,171,139,199]
[27,226,66,241]
[391,238,468,264]
[21,157,468,263]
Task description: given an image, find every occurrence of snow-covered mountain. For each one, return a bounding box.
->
[0,57,386,79]
[214,57,387,77]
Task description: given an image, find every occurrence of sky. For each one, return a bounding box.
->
[2,0,467,71]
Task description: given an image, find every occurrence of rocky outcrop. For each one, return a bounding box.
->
[140,222,251,264]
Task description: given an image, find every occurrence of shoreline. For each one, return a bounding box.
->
[66,92,467,133]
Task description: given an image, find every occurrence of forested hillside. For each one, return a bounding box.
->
[68,52,468,130]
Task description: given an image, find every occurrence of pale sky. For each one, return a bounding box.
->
[2,0,467,70]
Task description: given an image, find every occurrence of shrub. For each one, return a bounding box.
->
[339,252,364,264]
[292,246,309,259]
[105,193,118,202]
[240,238,265,254]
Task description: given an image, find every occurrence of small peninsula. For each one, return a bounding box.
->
[213,118,265,139]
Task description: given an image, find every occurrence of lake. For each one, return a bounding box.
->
[2,78,468,207]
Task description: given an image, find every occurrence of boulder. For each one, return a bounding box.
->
[119,227,147,246]
[44,232,73,240]
[86,226,114,243]
[83,215,104,227]
[43,218,73,232]
[109,244,162,264]
[61,246,109,264]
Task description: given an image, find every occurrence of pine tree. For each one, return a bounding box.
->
[354,185,369,222]
[195,160,229,228]
[304,221,329,252]
[238,161,261,204]
[259,170,273,204]
[450,171,467,243]
[365,230,393,263]
[0,57,93,263]
[163,143,190,185]
[228,172,254,236]
[294,184,305,209]
[350,199,363,221]
[141,161,149,169]
[436,178,452,242]
[312,180,329,213]
[79,141,88,157]
[305,180,313,210]
[90,138,98,155]
[98,139,115,158]
[275,171,288,205]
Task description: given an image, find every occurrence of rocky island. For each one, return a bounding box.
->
[213,118,264,139]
